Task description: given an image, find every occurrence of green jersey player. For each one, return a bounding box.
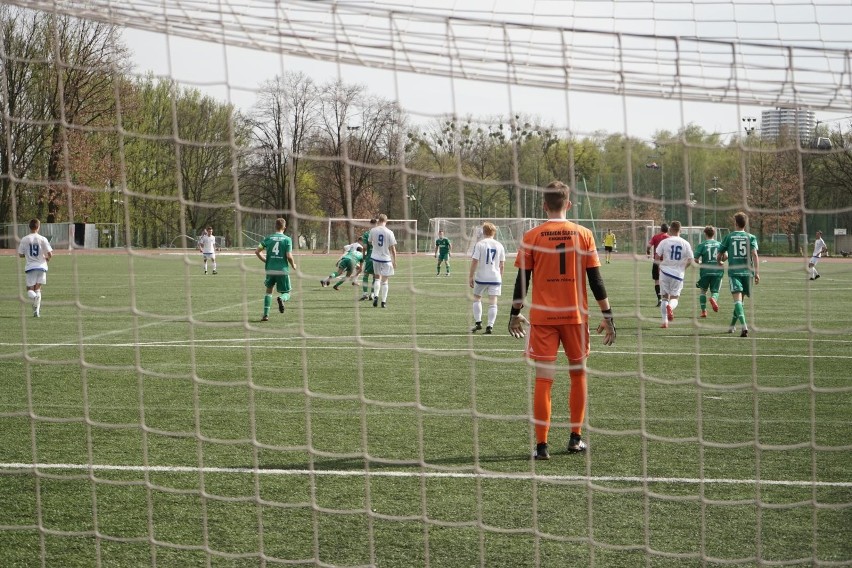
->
[359,219,377,300]
[434,230,452,276]
[321,244,364,290]
[255,217,297,322]
[717,212,760,337]
[693,225,723,317]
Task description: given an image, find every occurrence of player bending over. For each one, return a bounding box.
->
[321,244,364,290]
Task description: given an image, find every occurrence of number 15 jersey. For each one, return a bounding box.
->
[515,219,600,325]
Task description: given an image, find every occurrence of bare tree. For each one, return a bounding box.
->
[0,7,51,223]
[244,72,318,214]
[41,12,127,215]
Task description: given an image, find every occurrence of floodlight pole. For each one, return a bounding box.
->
[709,176,723,228]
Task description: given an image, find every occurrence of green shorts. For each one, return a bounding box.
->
[363,258,374,275]
[696,270,723,294]
[437,254,450,262]
[727,273,752,297]
[264,274,291,294]
[337,257,357,275]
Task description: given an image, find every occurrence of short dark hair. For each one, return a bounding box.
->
[543,181,570,211]
[29,218,40,230]
[669,220,681,233]
[660,223,669,233]
[704,225,715,238]
[734,212,747,229]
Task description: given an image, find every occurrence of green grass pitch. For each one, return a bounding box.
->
[1,250,850,567]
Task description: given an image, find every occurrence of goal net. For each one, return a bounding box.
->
[1,2,850,567]
[319,218,418,254]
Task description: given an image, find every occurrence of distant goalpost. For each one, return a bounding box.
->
[321,218,418,254]
[429,217,656,255]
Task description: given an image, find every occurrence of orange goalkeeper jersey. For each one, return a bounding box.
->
[515,219,601,325]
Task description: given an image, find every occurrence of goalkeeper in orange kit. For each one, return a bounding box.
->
[508,181,616,461]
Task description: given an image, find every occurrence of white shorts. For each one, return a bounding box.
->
[809,256,820,266]
[660,273,685,298]
[25,271,47,287]
[374,261,395,277]
[473,283,502,298]
[202,252,215,259]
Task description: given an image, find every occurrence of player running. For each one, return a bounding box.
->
[654,221,694,328]
[694,225,723,317]
[717,212,760,337]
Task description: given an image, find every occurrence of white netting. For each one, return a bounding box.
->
[1,2,851,567]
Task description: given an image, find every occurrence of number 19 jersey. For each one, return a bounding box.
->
[515,219,600,325]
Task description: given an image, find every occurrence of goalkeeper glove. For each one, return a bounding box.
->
[596,309,616,346]
[508,314,529,338]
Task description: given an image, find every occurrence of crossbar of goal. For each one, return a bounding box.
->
[323,218,418,254]
[429,218,656,255]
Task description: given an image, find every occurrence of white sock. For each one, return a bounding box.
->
[669,298,679,311]
[472,300,482,323]
[661,300,668,322]
[373,280,381,297]
[487,304,498,327]
[381,281,389,302]
[35,291,42,310]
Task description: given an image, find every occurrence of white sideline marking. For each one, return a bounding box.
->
[1,462,849,487]
[3,340,851,360]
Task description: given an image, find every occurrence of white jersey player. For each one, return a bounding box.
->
[18,218,53,317]
[198,226,219,274]
[367,213,397,308]
[468,222,506,334]
[808,230,827,280]
[654,221,694,328]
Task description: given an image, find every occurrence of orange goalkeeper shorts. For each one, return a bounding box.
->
[526,323,590,364]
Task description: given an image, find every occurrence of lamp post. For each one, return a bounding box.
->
[742,117,756,201]
[646,155,664,220]
[709,176,723,228]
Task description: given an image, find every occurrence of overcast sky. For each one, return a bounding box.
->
[121,0,852,142]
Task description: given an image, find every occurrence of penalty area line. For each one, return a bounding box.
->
[1,462,849,488]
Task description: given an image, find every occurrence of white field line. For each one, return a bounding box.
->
[1,462,850,487]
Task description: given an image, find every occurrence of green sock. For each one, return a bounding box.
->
[733,301,746,326]
[699,294,707,311]
[362,275,369,293]
[263,294,272,316]
[281,293,290,302]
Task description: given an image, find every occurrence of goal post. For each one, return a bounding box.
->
[429,217,655,255]
[320,218,418,254]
